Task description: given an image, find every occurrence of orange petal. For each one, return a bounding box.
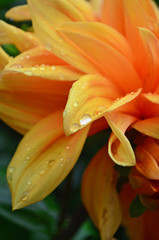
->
[57,22,132,62]
[5,5,31,22]
[106,113,137,166]
[139,28,159,92]
[57,22,141,91]
[133,117,159,139]
[64,75,141,135]
[7,110,89,210]
[119,183,145,240]
[0,20,40,51]
[135,143,159,180]
[27,0,96,73]
[0,46,82,134]
[81,146,121,240]
[0,47,11,71]
[101,0,125,35]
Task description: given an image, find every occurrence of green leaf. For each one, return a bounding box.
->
[2,44,20,57]
[129,195,147,218]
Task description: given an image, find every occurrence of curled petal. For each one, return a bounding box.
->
[106,113,137,166]
[5,5,31,22]
[7,110,89,210]
[82,147,121,240]
[0,20,40,51]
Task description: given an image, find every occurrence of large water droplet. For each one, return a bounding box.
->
[70,123,80,133]
[80,114,92,125]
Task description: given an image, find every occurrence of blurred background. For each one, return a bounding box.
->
[0,0,159,239]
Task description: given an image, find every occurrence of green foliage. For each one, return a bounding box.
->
[129,195,147,218]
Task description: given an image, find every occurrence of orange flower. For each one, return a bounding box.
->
[1,0,159,239]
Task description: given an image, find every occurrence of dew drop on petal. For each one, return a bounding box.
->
[8,167,15,173]
[73,101,78,107]
[80,114,92,125]
[39,169,45,176]
[27,180,32,185]
[21,192,29,201]
[24,70,32,76]
[70,123,80,133]
[52,66,56,70]
[48,160,55,166]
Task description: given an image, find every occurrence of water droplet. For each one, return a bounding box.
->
[60,163,64,167]
[27,180,32,185]
[8,167,15,173]
[66,145,70,150]
[63,110,66,117]
[39,169,45,176]
[48,160,55,166]
[80,114,92,125]
[113,97,120,103]
[73,101,78,107]
[130,91,134,95]
[31,67,36,71]
[20,56,24,60]
[70,123,80,133]
[25,156,30,160]
[11,64,22,68]
[7,174,13,183]
[21,192,28,201]
[52,66,56,70]
[24,70,32,76]
[60,157,64,162]
[26,147,30,151]
[26,55,30,59]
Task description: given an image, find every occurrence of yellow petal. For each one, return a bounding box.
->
[63,74,141,135]
[0,46,81,134]
[143,92,159,104]
[133,117,159,139]
[106,113,136,166]
[5,5,31,22]
[7,110,89,210]
[0,47,10,71]
[90,0,103,16]
[57,22,141,90]
[0,20,40,51]
[81,147,121,240]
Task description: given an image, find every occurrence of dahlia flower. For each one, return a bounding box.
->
[1,0,159,239]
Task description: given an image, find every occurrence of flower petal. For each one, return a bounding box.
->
[27,0,96,73]
[0,46,81,134]
[5,5,31,22]
[135,140,159,180]
[81,146,121,240]
[0,20,40,51]
[0,47,11,71]
[139,28,159,92]
[101,0,125,35]
[64,74,141,135]
[57,22,141,90]
[7,110,89,210]
[133,117,159,139]
[106,113,137,166]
